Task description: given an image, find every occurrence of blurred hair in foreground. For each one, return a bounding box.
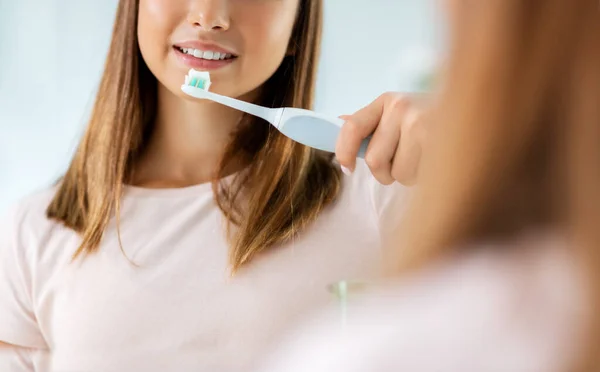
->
[392,0,600,370]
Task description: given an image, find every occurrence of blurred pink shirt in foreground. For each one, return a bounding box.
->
[259,233,585,372]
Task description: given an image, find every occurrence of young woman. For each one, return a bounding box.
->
[259,0,600,371]
[0,0,425,371]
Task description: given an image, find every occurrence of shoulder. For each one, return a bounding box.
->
[1,186,59,232]
[259,238,582,372]
[0,187,62,349]
[0,186,66,262]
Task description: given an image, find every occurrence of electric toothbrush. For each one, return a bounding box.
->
[181,69,370,158]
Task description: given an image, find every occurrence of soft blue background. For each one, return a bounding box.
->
[0,0,440,213]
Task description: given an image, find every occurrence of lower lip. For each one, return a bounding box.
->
[173,47,236,70]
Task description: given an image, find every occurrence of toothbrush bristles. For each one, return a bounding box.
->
[184,69,211,91]
[188,77,208,89]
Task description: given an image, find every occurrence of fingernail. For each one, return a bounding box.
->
[341,166,353,176]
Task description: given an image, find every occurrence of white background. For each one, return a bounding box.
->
[0,0,440,213]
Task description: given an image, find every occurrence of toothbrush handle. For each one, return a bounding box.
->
[322,117,371,159]
[181,85,277,123]
[278,110,371,159]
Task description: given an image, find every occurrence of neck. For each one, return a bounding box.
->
[133,83,245,188]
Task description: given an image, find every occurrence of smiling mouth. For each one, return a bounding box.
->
[174,46,237,61]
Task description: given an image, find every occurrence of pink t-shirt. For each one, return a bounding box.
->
[0,160,406,372]
[258,235,585,372]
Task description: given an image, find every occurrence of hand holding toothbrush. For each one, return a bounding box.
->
[181,69,427,181]
[336,92,429,186]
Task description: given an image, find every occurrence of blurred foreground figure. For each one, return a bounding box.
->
[259,0,600,371]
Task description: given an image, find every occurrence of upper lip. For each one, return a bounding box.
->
[173,40,237,56]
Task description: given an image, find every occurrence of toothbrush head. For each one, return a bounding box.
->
[183,69,212,91]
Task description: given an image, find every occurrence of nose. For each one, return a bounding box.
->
[188,0,231,31]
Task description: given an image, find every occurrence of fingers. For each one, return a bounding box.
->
[391,107,424,186]
[363,97,409,185]
[336,92,428,186]
[335,94,387,172]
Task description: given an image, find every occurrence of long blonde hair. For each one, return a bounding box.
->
[47,0,341,271]
[394,0,599,370]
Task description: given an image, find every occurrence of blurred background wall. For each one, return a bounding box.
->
[0,0,440,213]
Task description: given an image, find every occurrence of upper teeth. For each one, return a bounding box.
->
[179,48,233,60]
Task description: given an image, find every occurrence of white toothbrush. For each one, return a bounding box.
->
[181,69,370,158]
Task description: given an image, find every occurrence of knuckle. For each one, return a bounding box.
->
[408,107,423,123]
[403,109,424,135]
[389,95,409,112]
[392,162,417,186]
[378,176,395,186]
[391,167,406,183]
[381,91,401,101]
[380,92,393,101]
[404,116,418,134]
[365,152,386,171]
[405,123,426,149]
[343,120,361,136]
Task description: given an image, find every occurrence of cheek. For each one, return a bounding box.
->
[137,0,180,78]
[233,4,298,88]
